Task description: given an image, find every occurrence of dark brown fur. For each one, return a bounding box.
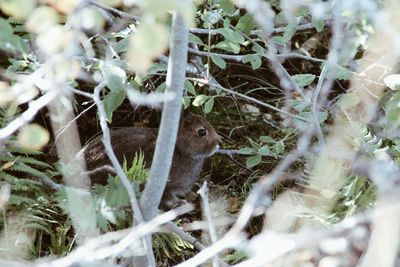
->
[81,112,221,208]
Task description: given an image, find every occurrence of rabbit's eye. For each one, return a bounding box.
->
[197,127,207,137]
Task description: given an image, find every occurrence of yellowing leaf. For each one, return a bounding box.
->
[36,25,73,55]
[192,94,208,106]
[78,7,105,31]
[26,6,59,33]
[17,124,50,150]
[127,19,169,73]
[43,0,81,14]
[0,0,36,19]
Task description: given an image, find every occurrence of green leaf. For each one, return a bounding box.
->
[312,18,325,32]
[241,54,262,70]
[257,145,270,156]
[322,62,352,80]
[236,13,257,35]
[147,63,168,75]
[104,65,126,92]
[289,99,308,112]
[192,94,208,106]
[202,10,222,27]
[189,33,204,45]
[295,6,309,17]
[204,97,214,114]
[259,136,274,143]
[0,18,13,38]
[155,82,166,93]
[215,40,241,54]
[103,89,126,123]
[215,0,235,14]
[385,91,400,126]
[270,36,286,45]
[292,74,316,87]
[182,96,191,109]
[246,154,262,168]
[251,43,264,54]
[215,28,244,44]
[210,54,226,69]
[239,147,254,155]
[274,141,285,154]
[184,80,196,95]
[337,93,360,109]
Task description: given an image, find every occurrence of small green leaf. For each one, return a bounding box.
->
[202,10,222,27]
[17,124,50,150]
[182,96,191,109]
[274,141,285,154]
[259,136,274,143]
[257,145,270,156]
[251,43,264,54]
[289,99,309,112]
[246,154,262,168]
[184,80,196,95]
[239,147,254,155]
[104,65,126,92]
[204,97,214,114]
[337,93,361,109]
[189,33,204,45]
[295,6,309,17]
[270,36,286,45]
[210,54,226,69]
[216,0,235,14]
[192,94,208,106]
[241,54,262,70]
[215,28,244,44]
[271,16,300,45]
[312,18,325,32]
[215,40,241,54]
[292,74,316,87]
[147,63,168,75]
[155,82,166,93]
[236,13,257,35]
[322,62,352,81]
[103,89,126,122]
[385,91,400,126]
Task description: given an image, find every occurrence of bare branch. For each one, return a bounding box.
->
[140,12,189,220]
[198,182,220,267]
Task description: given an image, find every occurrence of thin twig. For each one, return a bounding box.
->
[0,91,58,140]
[89,0,139,22]
[188,77,309,122]
[188,22,321,36]
[198,182,220,267]
[92,82,144,224]
[188,47,325,63]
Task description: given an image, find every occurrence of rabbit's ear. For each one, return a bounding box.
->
[181,108,194,119]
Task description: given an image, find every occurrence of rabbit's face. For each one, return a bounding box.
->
[177,112,221,158]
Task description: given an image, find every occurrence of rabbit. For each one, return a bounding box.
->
[81,111,222,209]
